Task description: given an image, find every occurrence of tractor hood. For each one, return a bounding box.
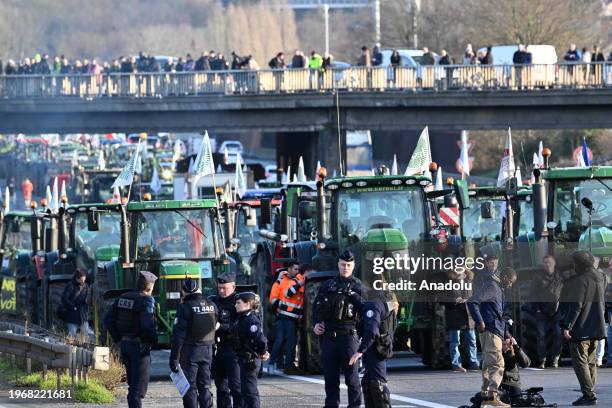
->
[95,245,120,262]
[159,260,202,278]
[363,228,408,252]
[579,226,612,257]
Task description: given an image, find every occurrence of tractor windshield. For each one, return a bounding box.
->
[518,200,534,235]
[3,221,32,251]
[73,211,121,252]
[134,209,216,261]
[552,179,612,239]
[336,187,425,246]
[462,199,505,242]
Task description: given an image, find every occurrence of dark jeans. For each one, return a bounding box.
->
[535,315,562,363]
[570,340,598,399]
[121,341,151,408]
[269,317,298,367]
[239,359,261,408]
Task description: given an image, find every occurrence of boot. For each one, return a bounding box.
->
[483,392,510,407]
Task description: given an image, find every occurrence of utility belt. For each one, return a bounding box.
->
[238,350,259,370]
[323,328,356,338]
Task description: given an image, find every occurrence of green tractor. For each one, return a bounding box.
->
[94,199,230,346]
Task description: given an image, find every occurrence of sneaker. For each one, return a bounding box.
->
[467,363,480,371]
[572,395,597,406]
[452,365,467,373]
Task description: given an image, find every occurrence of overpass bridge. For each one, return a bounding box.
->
[0,63,611,170]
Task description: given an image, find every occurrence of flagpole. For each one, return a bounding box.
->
[126,140,142,203]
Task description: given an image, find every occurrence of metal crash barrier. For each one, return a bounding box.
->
[0,325,109,388]
[0,62,610,98]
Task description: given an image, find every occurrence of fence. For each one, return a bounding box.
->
[0,62,611,99]
[0,321,109,388]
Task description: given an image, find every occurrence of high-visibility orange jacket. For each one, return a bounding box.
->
[269,271,305,320]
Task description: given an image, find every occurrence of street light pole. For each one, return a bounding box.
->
[374,0,381,45]
[412,0,420,49]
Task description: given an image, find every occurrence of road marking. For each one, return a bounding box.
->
[524,367,545,371]
[271,371,455,408]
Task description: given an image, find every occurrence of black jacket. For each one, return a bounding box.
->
[560,267,606,341]
[529,270,563,317]
[502,344,531,391]
[61,279,89,325]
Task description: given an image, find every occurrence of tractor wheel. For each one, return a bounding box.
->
[93,266,111,344]
[517,281,540,363]
[48,281,67,333]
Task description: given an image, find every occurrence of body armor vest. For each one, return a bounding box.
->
[116,291,141,336]
[185,296,217,344]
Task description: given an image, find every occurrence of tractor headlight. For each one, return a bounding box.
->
[161,169,173,180]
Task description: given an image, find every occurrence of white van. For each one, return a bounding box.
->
[476,45,558,65]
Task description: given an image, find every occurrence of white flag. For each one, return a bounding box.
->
[391,155,398,175]
[315,161,322,180]
[112,186,121,203]
[234,153,247,199]
[496,128,516,187]
[192,132,215,177]
[297,157,306,182]
[537,141,544,167]
[516,166,523,187]
[532,153,540,168]
[45,186,52,208]
[460,131,470,176]
[223,147,229,164]
[134,144,143,175]
[3,186,10,213]
[188,157,195,174]
[112,140,142,189]
[292,174,297,183]
[60,180,68,205]
[576,151,586,168]
[98,150,106,170]
[52,177,59,213]
[285,165,291,184]
[435,166,443,191]
[150,167,162,193]
[405,127,432,176]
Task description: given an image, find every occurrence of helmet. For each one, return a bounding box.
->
[182,278,199,294]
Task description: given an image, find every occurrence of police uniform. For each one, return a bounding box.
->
[313,251,364,408]
[209,273,242,408]
[359,292,396,408]
[104,271,158,408]
[234,291,268,408]
[170,279,218,408]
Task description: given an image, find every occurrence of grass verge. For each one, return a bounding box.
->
[0,358,116,403]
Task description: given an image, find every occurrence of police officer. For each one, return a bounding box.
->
[104,271,158,408]
[170,278,218,408]
[209,272,242,408]
[313,250,364,408]
[234,291,269,408]
[349,288,397,408]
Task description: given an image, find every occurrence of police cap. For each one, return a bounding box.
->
[182,277,199,294]
[236,291,257,302]
[339,250,355,262]
[139,271,158,284]
[217,272,236,284]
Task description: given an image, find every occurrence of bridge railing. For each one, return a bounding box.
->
[0,62,610,98]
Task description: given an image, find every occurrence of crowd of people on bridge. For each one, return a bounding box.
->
[2,42,612,77]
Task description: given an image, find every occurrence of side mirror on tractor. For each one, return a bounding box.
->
[88,211,101,231]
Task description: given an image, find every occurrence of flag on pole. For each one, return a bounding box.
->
[3,186,10,213]
[496,128,516,187]
[315,161,322,181]
[52,177,59,213]
[191,132,215,177]
[537,141,544,167]
[391,155,398,175]
[150,167,162,193]
[460,131,470,177]
[434,166,443,191]
[576,151,586,167]
[112,186,121,203]
[112,140,142,189]
[60,180,68,206]
[234,153,247,199]
[516,166,523,187]
[297,157,306,182]
[285,165,291,184]
[45,186,52,208]
[532,153,540,168]
[188,157,195,174]
[98,150,106,170]
[223,147,229,165]
[423,168,433,192]
[134,144,143,175]
[405,127,432,176]
[292,174,297,183]
[582,137,591,166]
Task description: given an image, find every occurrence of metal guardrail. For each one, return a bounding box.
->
[0,320,109,388]
[0,62,610,99]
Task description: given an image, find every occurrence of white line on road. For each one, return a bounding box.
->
[271,371,456,408]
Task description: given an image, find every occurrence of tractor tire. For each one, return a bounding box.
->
[48,281,67,333]
[302,280,323,373]
[517,280,540,363]
[93,266,111,344]
[430,303,450,369]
